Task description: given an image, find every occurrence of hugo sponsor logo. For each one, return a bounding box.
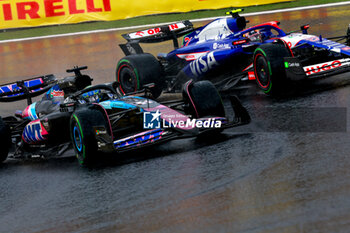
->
[0,0,111,21]
[304,60,342,75]
[190,51,219,77]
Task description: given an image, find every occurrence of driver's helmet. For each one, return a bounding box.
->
[80,89,102,103]
[78,88,115,104]
[260,29,272,41]
[246,30,262,42]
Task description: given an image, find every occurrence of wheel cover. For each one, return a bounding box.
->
[254,54,270,89]
[73,125,83,152]
[118,64,138,94]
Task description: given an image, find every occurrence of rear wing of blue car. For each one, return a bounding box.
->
[120,20,195,55]
[0,74,57,105]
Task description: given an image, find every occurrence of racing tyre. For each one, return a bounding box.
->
[183,80,225,118]
[253,43,290,95]
[0,117,11,163]
[70,107,108,166]
[116,53,164,99]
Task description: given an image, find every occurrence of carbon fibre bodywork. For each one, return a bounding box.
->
[0,67,250,164]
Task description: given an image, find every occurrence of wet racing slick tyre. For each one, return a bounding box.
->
[253,43,290,95]
[183,80,225,118]
[0,117,11,163]
[70,106,108,166]
[116,53,164,99]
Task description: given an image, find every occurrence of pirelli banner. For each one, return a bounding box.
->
[0,0,290,30]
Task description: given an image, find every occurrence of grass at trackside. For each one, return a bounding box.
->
[0,0,349,41]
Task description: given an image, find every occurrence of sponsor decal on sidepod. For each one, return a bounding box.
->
[303,58,350,76]
[190,51,219,77]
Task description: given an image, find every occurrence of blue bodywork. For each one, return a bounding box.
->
[171,19,350,80]
[0,77,44,98]
[120,13,350,84]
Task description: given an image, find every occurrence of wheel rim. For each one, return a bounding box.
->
[254,54,270,89]
[118,64,138,94]
[73,124,83,152]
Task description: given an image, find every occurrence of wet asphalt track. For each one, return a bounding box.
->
[1,5,350,233]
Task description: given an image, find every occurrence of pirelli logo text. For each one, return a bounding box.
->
[0,0,293,30]
[0,0,111,21]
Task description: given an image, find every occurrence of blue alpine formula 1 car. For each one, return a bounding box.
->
[0,66,250,166]
[116,9,350,97]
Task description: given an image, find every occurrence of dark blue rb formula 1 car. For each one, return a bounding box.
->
[117,9,350,97]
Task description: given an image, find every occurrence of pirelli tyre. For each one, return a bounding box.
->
[0,117,11,163]
[253,43,290,95]
[116,53,164,99]
[70,106,108,166]
[182,80,225,118]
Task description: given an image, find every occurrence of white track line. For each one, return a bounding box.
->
[1,1,350,44]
